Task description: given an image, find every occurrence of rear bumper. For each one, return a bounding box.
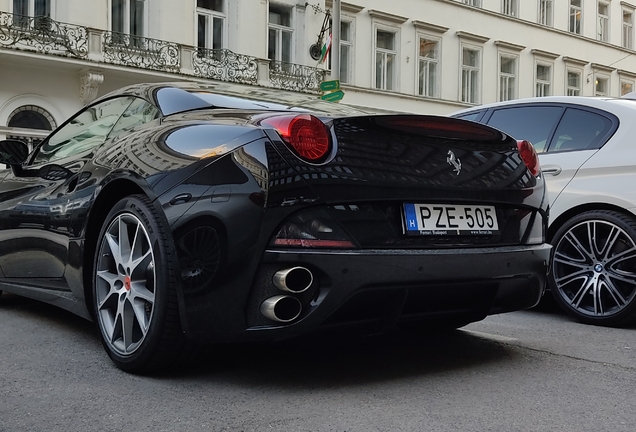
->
[235,243,552,341]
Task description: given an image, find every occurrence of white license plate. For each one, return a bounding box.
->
[403,203,499,235]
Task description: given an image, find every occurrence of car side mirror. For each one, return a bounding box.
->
[0,139,29,166]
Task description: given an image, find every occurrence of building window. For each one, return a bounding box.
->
[268,3,293,63]
[499,55,517,101]
[621,79,634,95]
[598,1,610,42]
[536,63,551,97]
[567,70,582,96]
[112,0,145,40]
[539,0,553,26]
[13,0,51,17]
[418,37,439,97]
[623,8,634,49]
[375,29,397,91]
[196,0,225,50]
[340,20,353,84]
[461,47,480,104]
[569,0,582,34]
[502,0,518,17]
[595,76,609,96]
[7,105,56,150]
[462,0,481,6]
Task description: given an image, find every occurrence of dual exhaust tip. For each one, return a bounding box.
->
[260,267,313,323]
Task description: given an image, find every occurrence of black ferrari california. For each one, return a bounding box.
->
[0,82,551,373]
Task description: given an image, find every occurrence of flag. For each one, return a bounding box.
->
[319,33,332,63]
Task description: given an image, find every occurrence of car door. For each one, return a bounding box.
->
[0,96,134,279]
[535,107,615,209]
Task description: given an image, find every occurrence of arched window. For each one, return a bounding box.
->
[7,105,56,149]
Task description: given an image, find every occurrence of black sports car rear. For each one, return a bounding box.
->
[0,82,551,373]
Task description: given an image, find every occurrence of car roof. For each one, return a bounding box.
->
[454,95,636,117]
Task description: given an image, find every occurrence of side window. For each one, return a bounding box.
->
[548,108,613,152]
[486,106,563,153]
[455,110,484,122]
[108,98,160,139]
[33,97,134,165]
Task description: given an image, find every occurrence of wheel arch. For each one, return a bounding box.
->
[82,179,147,316]
[548,202,636,242]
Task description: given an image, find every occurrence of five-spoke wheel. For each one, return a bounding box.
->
[549,210,636,326]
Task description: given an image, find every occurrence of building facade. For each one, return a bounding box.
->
[2,0,636,145]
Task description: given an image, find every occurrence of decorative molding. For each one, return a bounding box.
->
[79,69,104,106]
[621,1,636,9]
[618,68,636,78]
[412,20,448,34]
[591,63,616,73]
[531,49,560,60]
[562,56,588,66]
[456,31,489,44]
[368,9,408,24]
[325,1,365,13]
[494,40,525,51]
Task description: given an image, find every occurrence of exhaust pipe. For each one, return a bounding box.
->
[260,295,302,323]
[273,266,313,293]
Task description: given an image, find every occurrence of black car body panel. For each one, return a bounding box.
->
[0,82,551,347]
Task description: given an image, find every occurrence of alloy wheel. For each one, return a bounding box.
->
[95,212,156,356]
[552,219,636,319]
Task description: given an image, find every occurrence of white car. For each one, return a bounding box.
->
[453,96,636,326]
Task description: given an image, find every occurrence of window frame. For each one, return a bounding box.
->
[339,16,355,85]
[597,0,610,42]
[460,44,482,104]
[498,53,518,102]
[462,0,482,6]
[416,34,441,98]
[566,69,583,96]
[594,73,610,96]
[623,6,634,49]
[373,23,399,91]
[11,0,55,18]
[535,61,553,97]
[195,0,227,50]
[110,0,147,38]
[267,2,295,63]
[569,0,582,34]
[621,78,635,95]
[501,0,518,17]
[538,0,553,26]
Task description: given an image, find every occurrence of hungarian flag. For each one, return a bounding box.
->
[319,33,332,63]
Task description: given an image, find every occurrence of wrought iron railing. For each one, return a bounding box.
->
[0,11,327,94]
[268,60,325,94]
[103,31,180,73]
[0,11,88,58]
[192,48,258,85]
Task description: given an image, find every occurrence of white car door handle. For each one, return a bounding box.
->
[542,165,562,176]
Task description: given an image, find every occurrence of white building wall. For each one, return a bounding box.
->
[2,0,636,125]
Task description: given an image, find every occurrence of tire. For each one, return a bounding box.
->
[92,195,185,373]
[549,210,636,327]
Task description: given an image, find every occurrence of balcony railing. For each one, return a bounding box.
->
[192,48,258,85]
[0,11,326,94]
[103,32,180,73]
[269,60,326,93]
[0,11,88,58]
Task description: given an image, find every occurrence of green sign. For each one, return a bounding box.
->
[320,90,345,102]
[320,80,340,92]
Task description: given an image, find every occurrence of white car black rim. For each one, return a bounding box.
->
[95,212,156,356]
[553,219,636,318]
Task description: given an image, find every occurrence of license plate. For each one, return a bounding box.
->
[403,203,499,236]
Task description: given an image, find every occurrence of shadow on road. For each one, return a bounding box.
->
[0,292,525,384]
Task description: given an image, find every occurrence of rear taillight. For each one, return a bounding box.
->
[271,207,355,249]
[260,114,331,162]
[517,140,540,177]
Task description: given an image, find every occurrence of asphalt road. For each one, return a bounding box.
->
[1,292,635,432]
